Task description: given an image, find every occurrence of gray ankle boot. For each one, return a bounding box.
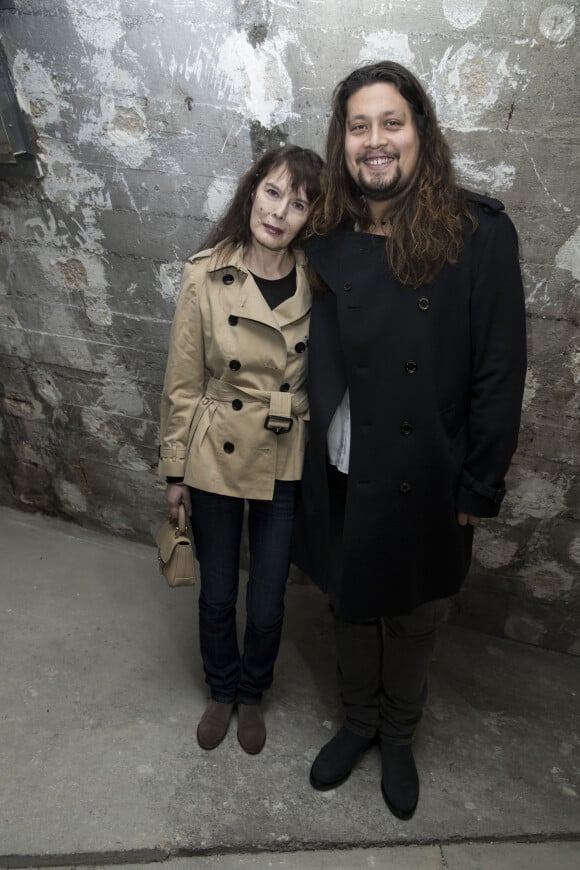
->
[197,700,235,750]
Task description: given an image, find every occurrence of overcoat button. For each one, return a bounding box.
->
[228,315,238,326]
[343,282,352,291]
[399,481,412,494]
[405,359,418,374]
[229,359,241,371]
[232,399,243,411]
[417,296,430,311]
[223,274,234,285]
[400,421,413,436]
[280,382,290,392]
[295,341,306,353]
[223,442,235,453]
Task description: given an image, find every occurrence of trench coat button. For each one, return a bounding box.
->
[405,359,418,374]
[223,442,235,453]
[232,399,243,411]
[400,421,413,436]
[343,282,352,291]
[229,359,241,371]
[399,481,412,494]
[223,274,234,285]
[417,296,430,311]
[280,382,290,392]
[228,315,238,326]
[295,341,306,353]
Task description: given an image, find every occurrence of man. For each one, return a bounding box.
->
[293,61,527,819]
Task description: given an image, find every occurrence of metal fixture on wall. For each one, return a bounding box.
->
[0,44,43,179]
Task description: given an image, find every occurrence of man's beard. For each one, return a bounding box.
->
[355,159,403,201]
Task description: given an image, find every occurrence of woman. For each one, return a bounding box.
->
[158,145,323,755]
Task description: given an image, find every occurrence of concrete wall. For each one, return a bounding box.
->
[0,0,578,654]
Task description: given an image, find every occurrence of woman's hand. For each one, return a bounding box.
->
[166,483,192,523]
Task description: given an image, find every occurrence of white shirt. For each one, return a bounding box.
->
[327,389,351,473]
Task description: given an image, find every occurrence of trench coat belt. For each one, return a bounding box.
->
[205,376,308,421]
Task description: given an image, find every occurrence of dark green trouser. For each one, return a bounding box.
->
[334,600,442,744]
[326,462,444,743]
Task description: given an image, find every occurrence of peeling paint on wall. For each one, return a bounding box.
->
[430,43,527,130]
[4,396,44,420]
[474,528,518,569]
[567,348,580,386]
[55,479,88,514]
[158,262,183,302]
[99,378,145,419]
[522,368,540,412]
[203,175,239,221]
[555,227,580,281]
[79,97,153,168]
[193,29,302,127]
[538,5,576,43]
[358,31,415,67]
[570,536,580,567]
[454,154,516,190]
[32,371,64,409]
[117,443,150,472]
[12,50,67,129]
[520,562,575,601]
[443,0,489,30]
[506,472,571,522]
[41,142,112,213]
[66,1,125,50]
[65,2,153,167]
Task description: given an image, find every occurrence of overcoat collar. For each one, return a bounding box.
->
[304,227,387,294]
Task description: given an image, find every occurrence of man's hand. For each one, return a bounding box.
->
[457,512,481,527]
[166,483,192,523]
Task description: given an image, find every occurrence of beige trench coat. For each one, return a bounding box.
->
[158,244,311,500]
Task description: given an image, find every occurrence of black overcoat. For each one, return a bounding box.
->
[292,196,527,617]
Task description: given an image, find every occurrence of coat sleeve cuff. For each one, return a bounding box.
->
[158,459,186,478]
[157,444,186,479]
[456,469,505,518]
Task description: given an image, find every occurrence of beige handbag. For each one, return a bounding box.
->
[155,504,197,587]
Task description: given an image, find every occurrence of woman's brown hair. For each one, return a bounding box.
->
[312,61,475,287]
[201,145,323,255]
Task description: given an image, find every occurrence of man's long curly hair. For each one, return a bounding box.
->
[311,61,476,287]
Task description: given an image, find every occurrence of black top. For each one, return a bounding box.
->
[251,266,297,309]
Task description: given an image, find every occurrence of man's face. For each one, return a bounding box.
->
[344,82,421,201]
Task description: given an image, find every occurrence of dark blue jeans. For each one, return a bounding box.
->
[189,480,297,705]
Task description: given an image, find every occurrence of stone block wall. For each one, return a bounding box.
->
[0,1,578,653]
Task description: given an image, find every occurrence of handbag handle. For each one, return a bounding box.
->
[177,503,188,536]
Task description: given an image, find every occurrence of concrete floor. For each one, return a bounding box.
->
[0,505,578,869]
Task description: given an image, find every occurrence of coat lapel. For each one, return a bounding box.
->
[229,272,282,331]
[209,246,310,331]
[207,246,281,331]
[272,250,311,328]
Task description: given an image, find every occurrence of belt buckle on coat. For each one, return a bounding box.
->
[264,414,293,435]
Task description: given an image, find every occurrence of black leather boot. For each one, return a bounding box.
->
[380,741,419,819]
[310,726,377,790]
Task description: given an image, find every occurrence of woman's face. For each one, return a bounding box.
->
[249,163,311,253]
